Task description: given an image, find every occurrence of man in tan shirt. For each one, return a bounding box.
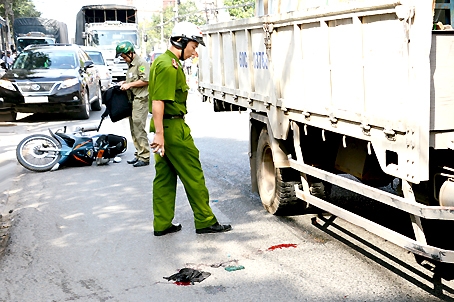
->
[116,41,150,167]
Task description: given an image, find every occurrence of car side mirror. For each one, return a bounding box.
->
[84,60,94,70]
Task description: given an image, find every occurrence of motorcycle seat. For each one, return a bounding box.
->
[55,132,75,147]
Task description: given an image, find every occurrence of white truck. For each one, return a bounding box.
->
[198,0,454,274]
[75,5,140,82]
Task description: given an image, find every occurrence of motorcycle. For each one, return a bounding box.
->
[16,124,127,172]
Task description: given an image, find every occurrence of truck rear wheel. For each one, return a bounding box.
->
[256,128,304,215]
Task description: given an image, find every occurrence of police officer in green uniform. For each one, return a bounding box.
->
[116,41,150,167]
[148,22,232,236]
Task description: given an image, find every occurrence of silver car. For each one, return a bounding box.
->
[82,47,112,91]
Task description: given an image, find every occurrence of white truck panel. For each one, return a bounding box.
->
[237,30,253,94]
[199,41,210,85]
[430,32,454,131]
[200,1,435,183]
[251,29,273,97]
[210,33,223,87]
[222,33,236,89]
[298,22,331,113]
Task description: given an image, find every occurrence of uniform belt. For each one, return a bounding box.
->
[163,114,184,119]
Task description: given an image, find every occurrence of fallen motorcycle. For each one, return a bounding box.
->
[16,125,127,172]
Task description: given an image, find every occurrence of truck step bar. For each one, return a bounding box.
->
[289,158,454,263]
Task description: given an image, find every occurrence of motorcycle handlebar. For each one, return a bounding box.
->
[74,125,98,133]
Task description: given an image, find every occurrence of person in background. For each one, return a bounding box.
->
[115,41,151,167]
[148,21,232,236]
[192,55,199,77]
[2,51,14,68]
[184,57,192,75]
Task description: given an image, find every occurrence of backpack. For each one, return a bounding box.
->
[101,86,132,122]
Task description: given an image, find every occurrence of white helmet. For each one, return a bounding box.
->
[170,22,205,49]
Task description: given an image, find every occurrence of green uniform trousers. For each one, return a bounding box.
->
[129,97,150,162]
[153,119,218,231]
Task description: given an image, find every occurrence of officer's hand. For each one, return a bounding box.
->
[120,83,130,91]
[150,132,165,157]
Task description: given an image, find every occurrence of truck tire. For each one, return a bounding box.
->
[256,128,304,215]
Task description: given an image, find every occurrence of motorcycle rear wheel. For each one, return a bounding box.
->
[16,134,62,172]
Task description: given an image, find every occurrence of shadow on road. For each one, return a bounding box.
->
[16,113,75,123]
[307,214,454,301]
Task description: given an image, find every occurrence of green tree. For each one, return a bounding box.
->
[12,0,41,17]
[0,0,41,19]
[0,0,40,50]
[223,0,254,19]
[141,0,206,54]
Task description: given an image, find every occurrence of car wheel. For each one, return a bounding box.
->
[75,90,90,120]
[91,84,102,111]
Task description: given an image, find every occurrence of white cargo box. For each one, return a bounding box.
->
[199,1,451,183]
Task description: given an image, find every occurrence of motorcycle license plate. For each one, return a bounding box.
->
[24,96,48,103]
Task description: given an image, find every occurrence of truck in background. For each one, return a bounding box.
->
[198,0,454,276]
[75,5,139,82]
[13,17,69,52]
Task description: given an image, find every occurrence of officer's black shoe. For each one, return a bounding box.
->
[127,157,139,164]
[154,224,182,236]
[133,160,149,167]
[196,222,232,234]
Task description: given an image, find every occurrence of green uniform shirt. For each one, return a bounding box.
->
[148,50,189,115]
[126,55,150,100]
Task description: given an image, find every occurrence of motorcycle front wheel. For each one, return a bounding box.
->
[16,134,62,172]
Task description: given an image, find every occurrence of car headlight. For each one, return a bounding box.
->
[59,78,79,90]
[0,80,15,91]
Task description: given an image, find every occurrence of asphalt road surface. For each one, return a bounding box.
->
[0,92,454,301]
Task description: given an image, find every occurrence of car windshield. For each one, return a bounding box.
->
[12,49,77,70]
[90,30,138,47]
[86,51,105,65]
